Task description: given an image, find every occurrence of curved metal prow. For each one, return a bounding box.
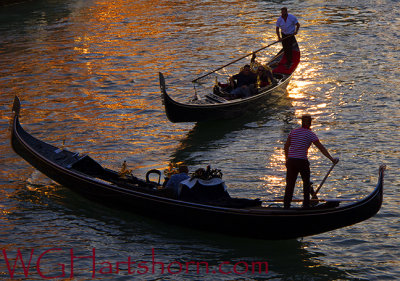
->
[12,96,21,116]
[159,72,166,94]
[379,165,386,183]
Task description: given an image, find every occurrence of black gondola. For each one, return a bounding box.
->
[10,97,385,240]
[160,42,301,123]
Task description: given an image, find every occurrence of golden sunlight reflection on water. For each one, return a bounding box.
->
[0,0,395,210]
[1,0,376,199]
[0,0,399,280]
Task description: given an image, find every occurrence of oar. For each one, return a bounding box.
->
[191,40,281,83]
[312,161,338,198]
[263,198,356,203]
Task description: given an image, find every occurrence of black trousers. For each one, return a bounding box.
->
[281,33,296,65]
[284,158,311,208]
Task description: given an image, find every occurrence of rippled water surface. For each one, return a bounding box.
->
[1,0,399,280]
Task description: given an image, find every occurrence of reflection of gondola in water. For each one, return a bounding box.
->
[167,101,292,166]
[160,41,300,123]
[11,97,385,240]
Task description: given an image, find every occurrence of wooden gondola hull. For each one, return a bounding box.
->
[10,97,385,240]
[162,78,290,123]
[160,45,299,123]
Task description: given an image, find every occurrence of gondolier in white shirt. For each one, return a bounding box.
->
[276,7,300,68]
[284,114,339,208]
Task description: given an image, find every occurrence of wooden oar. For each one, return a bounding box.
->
[313,161,338,198]
[263,198,356,203]
[191,40,281,83]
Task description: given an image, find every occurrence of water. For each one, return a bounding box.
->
[0,0,399,279]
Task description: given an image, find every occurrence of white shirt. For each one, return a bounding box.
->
[276,14,298,35]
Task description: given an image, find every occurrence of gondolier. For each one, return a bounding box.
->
[284,114,339,209]
[276,7,300,68]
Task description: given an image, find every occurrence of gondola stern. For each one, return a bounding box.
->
[12,96,21,117]
[158,72,191,123]
[377,164,386,201]
[374,164,385,199]
[159,72,170,104]
[158,72,174,107]
[9,99,27,169]
[10,96,22,155]
[159,72,167,96]
[354,164,386,222]
[360,165,385,207]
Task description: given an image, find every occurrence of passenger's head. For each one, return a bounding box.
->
[178,164,189,174]
[301,114,312,128]
[242,64,251,73]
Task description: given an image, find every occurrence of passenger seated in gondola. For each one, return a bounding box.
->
[228,64,257,98]
[164,164,189,197]
[251,52,275,87]
[255,65,274,88]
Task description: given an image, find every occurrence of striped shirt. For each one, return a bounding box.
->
[287,127,319,160]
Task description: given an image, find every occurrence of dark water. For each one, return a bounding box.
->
[1,0,399,279]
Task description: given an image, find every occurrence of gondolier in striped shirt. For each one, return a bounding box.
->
[284,114,339,208]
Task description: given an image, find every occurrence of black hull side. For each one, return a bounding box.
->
[161,78,289,123]
[10,98,385,240]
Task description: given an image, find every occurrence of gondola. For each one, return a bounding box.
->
[10,97,385,240]
[160,41,301,123]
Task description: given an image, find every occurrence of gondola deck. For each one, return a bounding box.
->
[10,96,385,240]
